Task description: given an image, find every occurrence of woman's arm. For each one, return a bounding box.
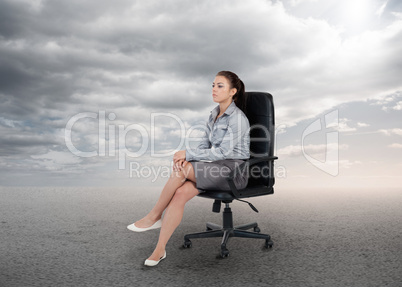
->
[193,120,212,150]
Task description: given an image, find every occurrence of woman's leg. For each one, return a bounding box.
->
[134,162,196,228]
[146,179,199,261]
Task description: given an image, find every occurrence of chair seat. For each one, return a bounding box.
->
[198,186,274,201]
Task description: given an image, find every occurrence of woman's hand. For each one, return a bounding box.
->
[173,159,189,171]
[173,150,187,171]
[173,150,186,163]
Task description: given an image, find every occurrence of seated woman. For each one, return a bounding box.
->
[127,71,250,266]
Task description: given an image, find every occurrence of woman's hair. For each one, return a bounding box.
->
[216,71,246,115]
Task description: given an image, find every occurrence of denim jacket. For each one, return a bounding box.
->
[186,101,250,162]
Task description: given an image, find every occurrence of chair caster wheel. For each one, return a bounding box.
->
[254,226,261,233]
[220,244,229,258]
[265,240,273,249]
[183,240,192,248]
[220,248,229,258]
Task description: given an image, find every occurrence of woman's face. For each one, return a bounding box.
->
[212,76,237,104]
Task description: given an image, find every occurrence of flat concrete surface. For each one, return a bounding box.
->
[1,186,401,287]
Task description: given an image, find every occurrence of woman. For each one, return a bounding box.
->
[127,71,250,266]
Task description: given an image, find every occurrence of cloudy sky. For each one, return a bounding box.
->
[1,0,401,189]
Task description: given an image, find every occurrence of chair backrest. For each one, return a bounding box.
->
[245,92,275,187]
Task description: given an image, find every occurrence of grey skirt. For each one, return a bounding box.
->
[190,159,248,192]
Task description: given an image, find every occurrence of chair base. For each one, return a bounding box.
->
[183,204,273,258]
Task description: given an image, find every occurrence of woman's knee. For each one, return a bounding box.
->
[170,170,184,183]
[181,163,195,181]
[172,184,193,203]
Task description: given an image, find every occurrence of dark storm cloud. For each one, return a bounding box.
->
[0,124,60,156]
[1,0,281,120]
[1,0,336,119]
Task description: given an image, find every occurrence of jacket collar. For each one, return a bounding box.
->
[211,101,236,119]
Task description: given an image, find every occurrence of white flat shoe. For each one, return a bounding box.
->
[127,219,162,232]
[144,251,166,266]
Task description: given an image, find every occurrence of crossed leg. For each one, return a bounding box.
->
[132,163,199,261]
[147,180,199,261]
[134,162,196,228]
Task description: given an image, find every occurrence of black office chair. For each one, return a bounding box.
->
[183,92,278,258]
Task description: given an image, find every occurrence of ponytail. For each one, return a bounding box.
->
[216,71,247,115]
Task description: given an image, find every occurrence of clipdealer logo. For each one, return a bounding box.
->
[64,110,287,179]
[301,110,339,176]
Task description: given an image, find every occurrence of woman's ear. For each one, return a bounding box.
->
[230,88,237,97]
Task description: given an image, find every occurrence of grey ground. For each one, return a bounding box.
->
[1,186,401,287]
